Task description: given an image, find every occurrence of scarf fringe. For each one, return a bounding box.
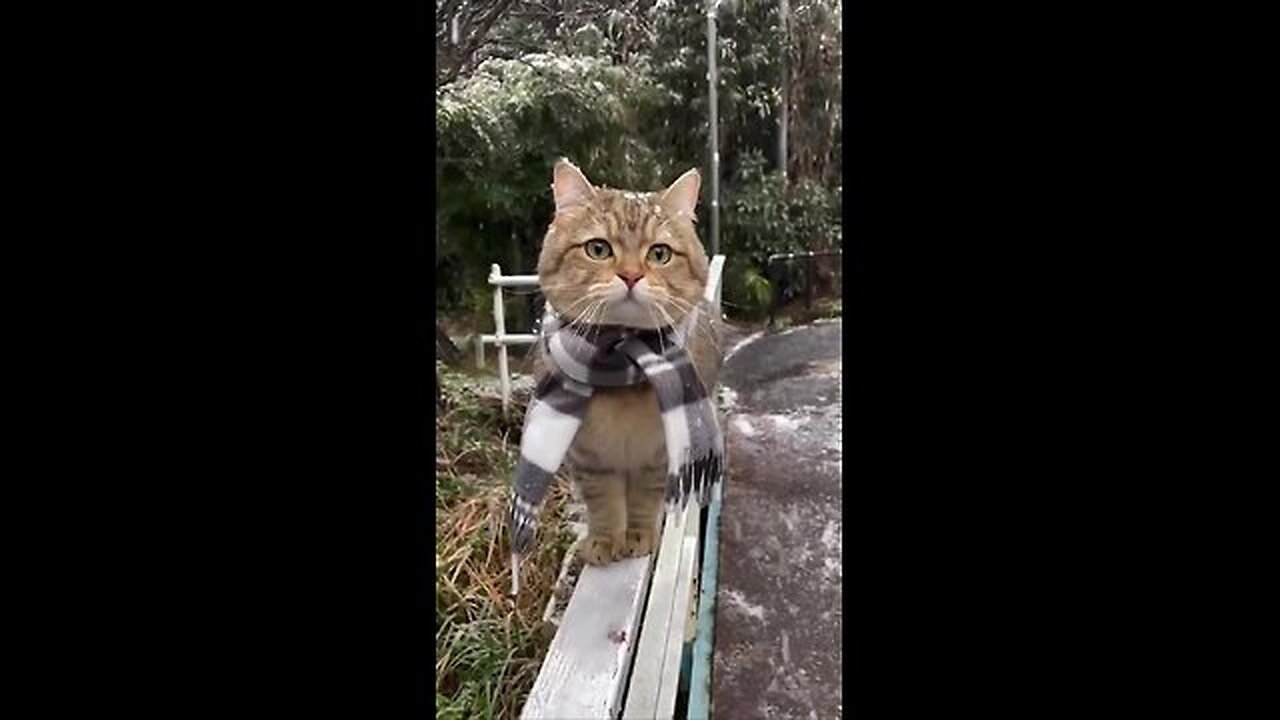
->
[510,491,539,556]
[665,452,724,511]
[510,552,521,597]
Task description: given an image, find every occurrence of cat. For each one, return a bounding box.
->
[533,159,722,565]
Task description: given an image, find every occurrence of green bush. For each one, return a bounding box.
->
[436,54,681,314]
[435,6,842,322]
[720,151,841,316]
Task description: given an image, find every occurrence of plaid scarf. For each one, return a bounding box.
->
[508,301,723,594]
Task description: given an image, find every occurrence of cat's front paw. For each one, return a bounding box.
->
[578,535,620,566]
[621,528,659,558]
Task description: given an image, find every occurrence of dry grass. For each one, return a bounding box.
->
[435,366,575,720]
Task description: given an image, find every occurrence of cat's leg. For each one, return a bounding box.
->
[572,465,628,565]
[623,457,668,558]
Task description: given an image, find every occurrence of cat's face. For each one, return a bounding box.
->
[537,159,709,329]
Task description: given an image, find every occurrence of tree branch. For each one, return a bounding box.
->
[438,0,516,86]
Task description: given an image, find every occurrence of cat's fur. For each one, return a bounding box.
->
[535,160,722,565]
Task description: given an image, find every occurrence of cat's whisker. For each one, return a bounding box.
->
[652,303,680,342]
[562,289,610,318]
[682,315,723,352]
[564,297,608,338]
[558,292,600,319]
[503,286,547,297]
[643,302,668,355]
[651,292,722,352]
[658,314,674,356]
[563,308,600,338]
[533,294,607,369]
[661,305,722,354]
[586,302,610,344]
[563,292,612,339]
[659,292,719,332]
[644,290,691,340]
[582,301,608,332]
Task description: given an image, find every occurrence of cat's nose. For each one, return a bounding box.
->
[618,272,644,290]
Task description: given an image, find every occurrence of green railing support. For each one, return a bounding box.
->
[686,482,724,719]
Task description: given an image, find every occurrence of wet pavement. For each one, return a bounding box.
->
[713,320,842,719]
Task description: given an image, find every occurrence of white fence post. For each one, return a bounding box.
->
[490,264,511,417]
[479,267,541,413]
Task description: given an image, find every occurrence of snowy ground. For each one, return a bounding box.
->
[713,319,843,719]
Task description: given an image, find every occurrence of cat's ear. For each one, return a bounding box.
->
[552,158,596,213]
[660,168,701,221]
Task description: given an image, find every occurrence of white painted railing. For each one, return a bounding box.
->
[483,256,726,416]
[480,264,540,416]
[704,254,725,307]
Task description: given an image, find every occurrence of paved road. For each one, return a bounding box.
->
[713,319,843,719]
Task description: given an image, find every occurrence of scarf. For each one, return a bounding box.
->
[508,301,723,595]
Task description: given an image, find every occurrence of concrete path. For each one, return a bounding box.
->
[713,319,843,719]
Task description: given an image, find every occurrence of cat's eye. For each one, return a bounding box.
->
[646,244,673,265]
[584,239,613,260]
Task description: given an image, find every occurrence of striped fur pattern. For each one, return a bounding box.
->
[509,302,723,570]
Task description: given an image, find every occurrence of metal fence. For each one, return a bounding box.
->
[765,249,843,325]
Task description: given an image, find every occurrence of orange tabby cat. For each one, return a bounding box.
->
[535,159,722,564]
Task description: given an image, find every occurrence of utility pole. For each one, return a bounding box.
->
[778,0,790,185]
[706,0,721,255]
